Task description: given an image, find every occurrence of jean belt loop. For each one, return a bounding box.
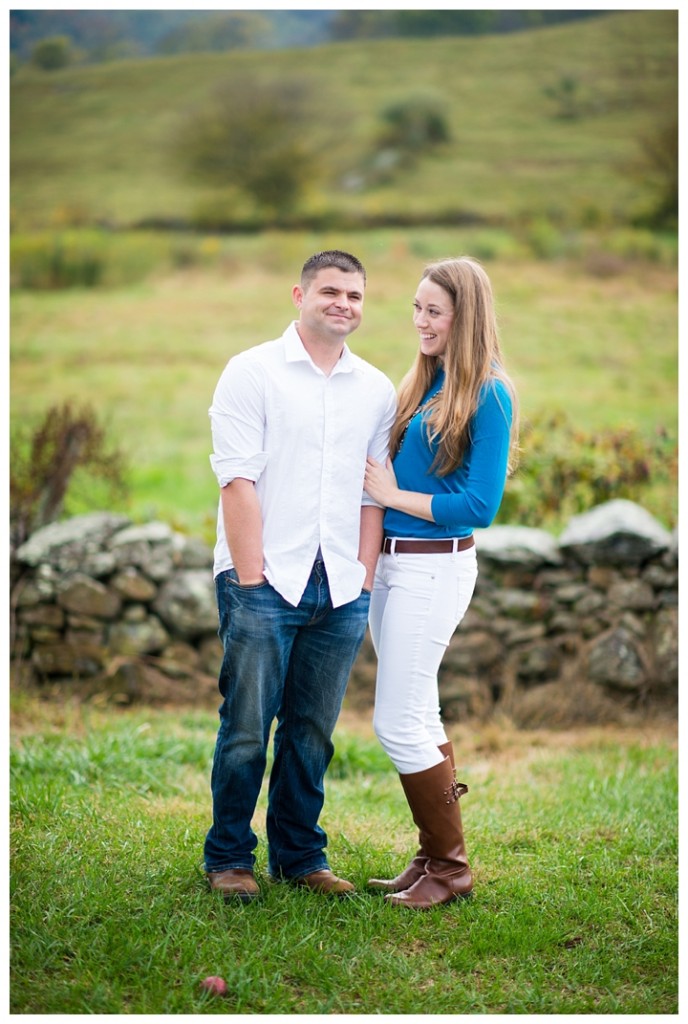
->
[390,538,397,555]
[452,537,459,554]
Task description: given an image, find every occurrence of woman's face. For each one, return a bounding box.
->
[412,277,454,362]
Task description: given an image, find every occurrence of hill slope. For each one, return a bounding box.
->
[10,10,677,231]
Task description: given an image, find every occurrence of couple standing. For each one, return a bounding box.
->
[203,249,518,910]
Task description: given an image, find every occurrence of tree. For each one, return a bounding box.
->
[156,11,272,54]
[634,117,678,229]
[393,11,498,36]
[379,92,451,151]
[174,75,323,217]
[31,35,75,70]
[328,9,601,41]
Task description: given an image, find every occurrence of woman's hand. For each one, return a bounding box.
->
[365,456,399,508]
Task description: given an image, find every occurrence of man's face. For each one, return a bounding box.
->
[293,267,365,342]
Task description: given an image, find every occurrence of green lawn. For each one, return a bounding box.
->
[10,693,678,1014]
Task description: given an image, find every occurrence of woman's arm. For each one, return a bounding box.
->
[364,458,434,522]
[363,382,513,529]
[430,384,512,529]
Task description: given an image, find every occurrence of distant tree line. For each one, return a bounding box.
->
[12,9,604,67]
[329,10,601,40]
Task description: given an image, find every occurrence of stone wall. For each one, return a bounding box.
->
[10,500,678,726]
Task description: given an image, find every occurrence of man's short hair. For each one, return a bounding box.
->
[301,250,367,288]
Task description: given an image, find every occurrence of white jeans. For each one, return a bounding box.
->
[368,545,478,775]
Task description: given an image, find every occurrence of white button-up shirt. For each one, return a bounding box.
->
[209,321,397,607]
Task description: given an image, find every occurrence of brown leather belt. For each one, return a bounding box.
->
[382,535,474,555]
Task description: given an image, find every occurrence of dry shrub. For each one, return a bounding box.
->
[10,402,128,547]
[503,678,636,730]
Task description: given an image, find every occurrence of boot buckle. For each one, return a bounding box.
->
[444,779,468,803]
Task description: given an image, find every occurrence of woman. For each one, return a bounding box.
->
[364,256,518,909]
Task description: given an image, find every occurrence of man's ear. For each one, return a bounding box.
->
[292,284,303,309]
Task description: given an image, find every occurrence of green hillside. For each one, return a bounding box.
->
[10,10,676,231]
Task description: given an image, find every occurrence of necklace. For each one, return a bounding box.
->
[397,385,444,451]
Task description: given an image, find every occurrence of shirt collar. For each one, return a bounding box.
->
[284,321,354,375]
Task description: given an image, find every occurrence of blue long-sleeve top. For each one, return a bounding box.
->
[383,368,513,539]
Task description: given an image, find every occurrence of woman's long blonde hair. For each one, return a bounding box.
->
[390,257,519,476]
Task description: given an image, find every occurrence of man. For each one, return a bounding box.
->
[204,250,397,900]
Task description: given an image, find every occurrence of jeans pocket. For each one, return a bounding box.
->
[228,568,269,590]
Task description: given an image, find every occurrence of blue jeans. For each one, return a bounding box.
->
[204,559,371,879]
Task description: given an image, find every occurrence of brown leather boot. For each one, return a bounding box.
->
[367,741,456,893]
[367,851,427,893]
[387,755,472,909]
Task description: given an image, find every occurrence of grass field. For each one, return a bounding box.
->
[10,10,677,230]
[10,10,677,539]
[10,227,678,539]
[9,692,678,1014]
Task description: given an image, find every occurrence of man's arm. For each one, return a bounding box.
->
[358,504,384,591]
[221,478,265,584]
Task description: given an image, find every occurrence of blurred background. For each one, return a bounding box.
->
[9,8,678,546]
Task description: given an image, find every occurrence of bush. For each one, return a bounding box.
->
[542,75,587,120]
[522,219,571,260]
[10,403,128,547]
[346,90,452,189]
[31,35,75,71]
[378,91,451,152]
[499,412,677,529]
[629,117,678,230]
[10,233,105,289]
[10,230,179,290]
[173,74,324,218]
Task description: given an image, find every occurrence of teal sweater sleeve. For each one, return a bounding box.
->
[384,376,513,538]
[430,380,512,529]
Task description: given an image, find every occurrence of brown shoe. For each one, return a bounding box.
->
[292,869,355,895]
[206,868,260,902]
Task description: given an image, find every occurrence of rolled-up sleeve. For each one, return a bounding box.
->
[208,354,268,487]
